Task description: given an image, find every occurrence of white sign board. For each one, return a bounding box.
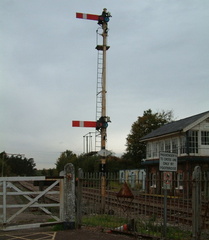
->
[159,152,177,172]
[163,171,172,189]
[98,149,111,157]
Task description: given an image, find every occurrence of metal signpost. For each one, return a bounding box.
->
[192,166,202,240]
[159,152,178,238]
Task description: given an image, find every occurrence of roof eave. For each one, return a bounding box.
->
[183,112,209,132]
[140,130,182,142]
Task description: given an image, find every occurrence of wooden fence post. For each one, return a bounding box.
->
[59,170,64,221]
[192,166,201,240]
[63,163,75,229]
[76,168,83,228]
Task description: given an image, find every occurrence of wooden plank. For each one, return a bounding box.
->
[3,181,6,223]
[72,120,96,127]
[2,191,59,196]
[7,180,59,223]
[7,182,60,221]
[76,12,99,21]
[0,203,60,208]
[4,221,62,231]
[0,176,45,181]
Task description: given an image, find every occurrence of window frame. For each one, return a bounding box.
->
[201,131,209,145]
[188,130,198,154]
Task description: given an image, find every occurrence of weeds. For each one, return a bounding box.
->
[82,214,193,239]
[82,214,126,229]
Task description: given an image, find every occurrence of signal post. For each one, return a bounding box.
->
[73,9,112,212]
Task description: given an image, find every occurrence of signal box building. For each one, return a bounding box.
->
[140,111,209,195]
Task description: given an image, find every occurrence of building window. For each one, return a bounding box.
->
[165,140,171,152]
[160,141,164,152]
[188,130,198,154]
[172,138,178,154]
[201,131,209,145]
[180,136,186,154]
[120,171,125,183]
[151,173,156,188]
[153,142,159,157]
[147,143,152,158]
[176,172,183,189]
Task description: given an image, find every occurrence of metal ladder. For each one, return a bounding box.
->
[82,30,103,154]
[95,46,103,152]
[96,50,103,121]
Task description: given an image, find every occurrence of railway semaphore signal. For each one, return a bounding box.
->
[72,8,112,159]
[73,8,112,212]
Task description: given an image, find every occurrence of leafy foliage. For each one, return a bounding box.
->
[35,168,58,176]
[55,150,148,174]
[0,151,36,176]
[55,150,101,174]
[55,151,132,174]
[0,152,11,176]
[123,109,173,165]
[106,156,135,172]
[76,154,100,173]
[55,150,77,173]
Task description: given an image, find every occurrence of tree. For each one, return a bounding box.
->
[0,152,11,176]
[55,150,77,173]
[106,156,131,172]
[76,154,100,173]
[0,152,36,176]
[24,158,36,175]
[123,109,173,166]
[7,155,36,176]
[55,150,101,174]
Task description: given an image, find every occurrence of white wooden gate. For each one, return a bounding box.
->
[0,176,63,231]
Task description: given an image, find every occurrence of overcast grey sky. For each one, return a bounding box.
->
[1,0,209,169]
